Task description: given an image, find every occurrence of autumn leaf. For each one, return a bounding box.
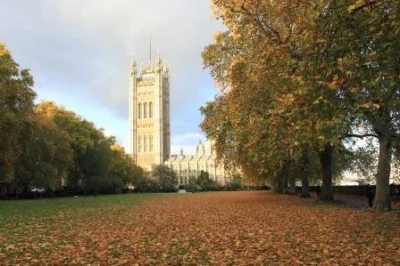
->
[1,192,399,264]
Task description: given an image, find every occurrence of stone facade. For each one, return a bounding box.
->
[128,53,170,171]
[128,53,229,184]
[165,140,228,185]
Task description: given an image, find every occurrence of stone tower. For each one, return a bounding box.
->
[128,52,170,171]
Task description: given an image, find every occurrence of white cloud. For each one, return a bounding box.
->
[0,0,222,149]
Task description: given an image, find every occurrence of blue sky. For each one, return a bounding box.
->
[0,0,223,154]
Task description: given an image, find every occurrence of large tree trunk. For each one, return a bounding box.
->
[275,163,286,194]
[300,167,310,197]
[287,160,296,195]
[274,170,284,193]
[300,149,310,197]
[318,143,334,201]
[289,176,296,195]
[280,173,288,194]
[282,163,289,194]
[373,135,392,212]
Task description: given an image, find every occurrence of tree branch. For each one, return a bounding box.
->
[342,133,378,140]
[229,3,282,45]
[350,0,380,14]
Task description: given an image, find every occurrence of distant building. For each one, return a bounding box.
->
[128,52,170,171]
[128,52,230,185]
[165,140,228,185]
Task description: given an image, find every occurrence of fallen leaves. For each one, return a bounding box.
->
[0,192,399,264]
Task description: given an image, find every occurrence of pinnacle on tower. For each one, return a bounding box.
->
[130,56,136,67]
[130,57,137,75]
[156,49,162,64]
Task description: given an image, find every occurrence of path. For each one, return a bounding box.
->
[308,192,400,209]
[305,192,370,208]
[334,193,370,207]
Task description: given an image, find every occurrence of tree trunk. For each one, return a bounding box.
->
[274,171,283,193]
[300,169,310,197]
[289,176,296,195]
[0,185,6,198]
[373,135,392,212]
[318,143,334,201]
[287,160,296,195]
[300,150,310,198]
[282,164,289,194]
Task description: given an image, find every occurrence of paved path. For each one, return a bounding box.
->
[308,192,400,209]
[332,193,369,208]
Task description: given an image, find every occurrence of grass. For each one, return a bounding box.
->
[0,193,154,227]
[0,193,159,264]
[0,191,399,264]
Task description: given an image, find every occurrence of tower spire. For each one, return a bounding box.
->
[149,34,152,62]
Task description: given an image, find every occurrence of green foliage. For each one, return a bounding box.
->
[0,43,36,190]
[225,174,242,191]
[182,176,199,192]
[195,171,218,191]
[201,0,400,209]
[34,101,145,196]
[150,165,178,192]
[132,175,162,193]
[0,44,145,198]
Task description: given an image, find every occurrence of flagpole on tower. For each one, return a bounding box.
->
[149,34,152,62]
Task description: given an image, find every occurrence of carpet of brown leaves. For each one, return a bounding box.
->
[1,191,399,265]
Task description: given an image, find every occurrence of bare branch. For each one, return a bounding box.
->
[342,133,379,140]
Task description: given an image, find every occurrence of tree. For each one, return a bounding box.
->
[315,0,400,211]
[36,101,144,195]
[196,171,217,191]
[228,174,242,191]
[13,110,73,196]
[0,44,143,197]
[109,143,144,191]
[151,165,178,192]
[0,43,36,195]
[201,0,346,201]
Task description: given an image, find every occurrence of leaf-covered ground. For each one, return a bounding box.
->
[0,191,399,265]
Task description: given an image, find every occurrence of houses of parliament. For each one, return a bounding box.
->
[128,52,228,184]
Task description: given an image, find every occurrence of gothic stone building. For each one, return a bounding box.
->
[128,53,228,185]
[128,53,170,171]
[165,140,227,185]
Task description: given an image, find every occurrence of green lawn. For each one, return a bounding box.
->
[0,193,154,227]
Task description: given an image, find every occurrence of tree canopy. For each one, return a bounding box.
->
[0,43,145,197]
[201,0,400,211]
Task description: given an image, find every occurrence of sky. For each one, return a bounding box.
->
[0,0,223,154]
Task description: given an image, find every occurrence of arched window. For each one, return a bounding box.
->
[149,102,153,118]
[138,136,142,152]
[144,135,147,152]
[143,103,147,119]
[149,135,153,152]
[138,103,142,119]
